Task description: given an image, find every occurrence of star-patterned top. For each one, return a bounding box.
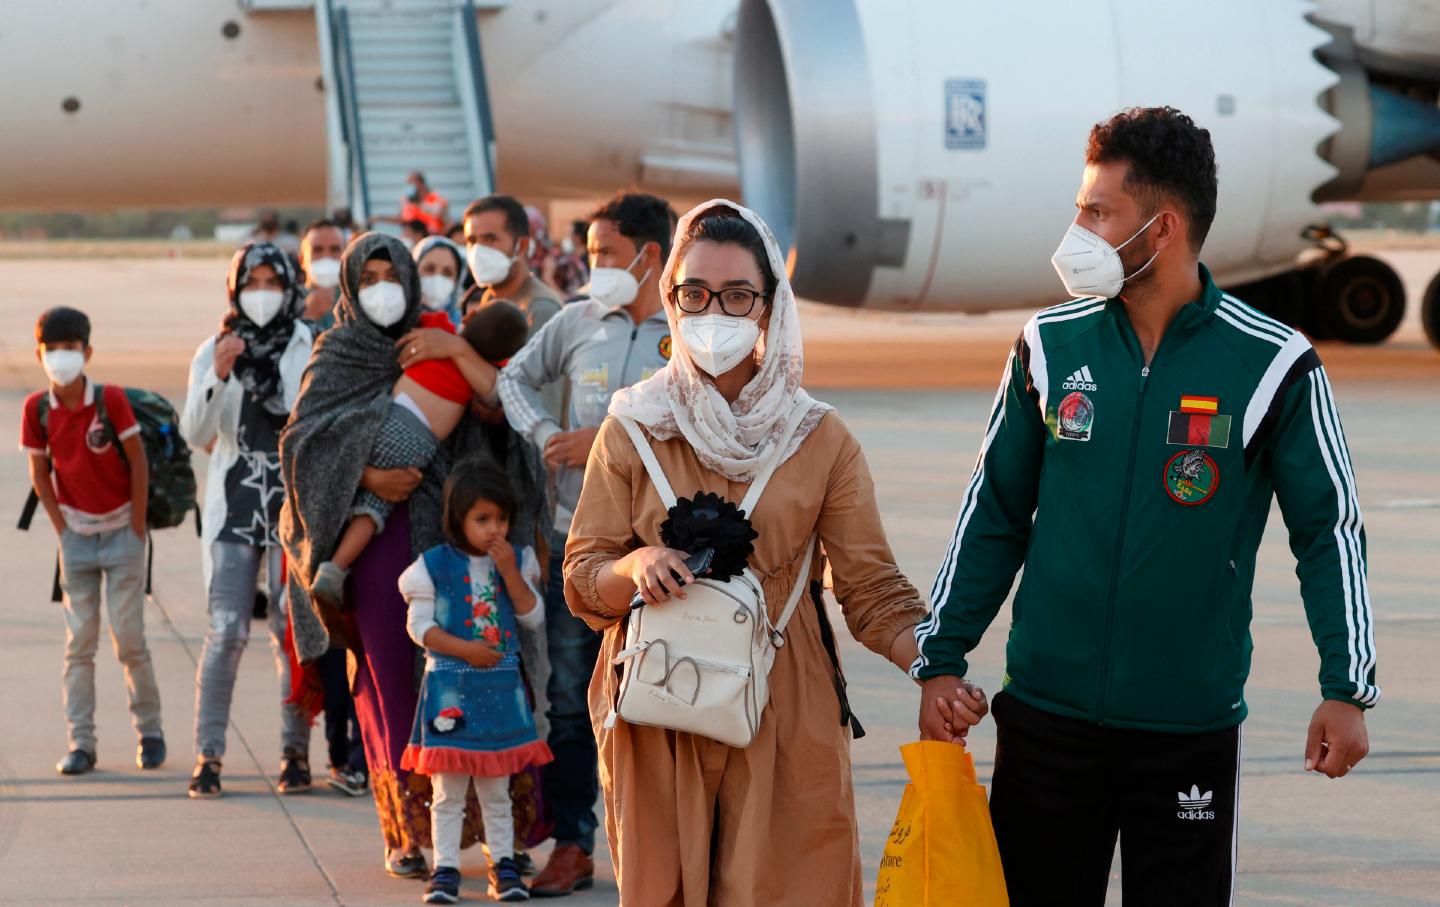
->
[215,392,287,548]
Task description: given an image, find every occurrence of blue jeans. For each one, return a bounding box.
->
[193,542,309,760]
[541,532,602,853]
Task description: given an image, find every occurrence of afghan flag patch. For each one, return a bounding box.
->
[1167,411,1232,448]
[1179,394,1220,414]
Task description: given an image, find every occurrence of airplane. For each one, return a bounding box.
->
[4,0,1440,349]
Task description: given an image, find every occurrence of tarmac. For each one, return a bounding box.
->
[0,248,1436,904]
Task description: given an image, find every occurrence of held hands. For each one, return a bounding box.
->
[1304,699,1369,778]
[918,675,989,744]
[616,546,694,607]
[213,334,246,381]
[544,427,601,469]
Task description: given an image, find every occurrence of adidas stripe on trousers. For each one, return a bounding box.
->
[989,691,1241,906]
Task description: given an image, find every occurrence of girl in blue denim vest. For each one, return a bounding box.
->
[399,458,553,903]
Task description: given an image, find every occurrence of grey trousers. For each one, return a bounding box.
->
[58,526,163,753]
[193,541,309,760]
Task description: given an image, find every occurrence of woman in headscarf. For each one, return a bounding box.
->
[280,232,548,880]
[180,241,314,800]
[563,200,932,905]
[412,235,466,328]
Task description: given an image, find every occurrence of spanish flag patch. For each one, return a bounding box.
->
[1179,395,1219,414]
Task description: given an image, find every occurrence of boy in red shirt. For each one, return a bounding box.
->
[20,307,164,775]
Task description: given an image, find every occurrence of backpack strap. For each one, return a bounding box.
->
[18,395,53,532]
[808,576,865,739]
[91,384,129,468]
[614,416,678,509]
[738,400,815,517]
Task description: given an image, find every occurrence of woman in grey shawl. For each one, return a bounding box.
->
[281,232,551,879]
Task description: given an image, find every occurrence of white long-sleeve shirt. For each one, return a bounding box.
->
[399,547,544,654]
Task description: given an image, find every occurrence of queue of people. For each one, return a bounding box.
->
[21,106,1377,907]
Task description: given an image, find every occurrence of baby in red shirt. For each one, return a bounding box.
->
[311,301,529,610]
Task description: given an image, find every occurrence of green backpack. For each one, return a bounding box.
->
[22,384,198,532]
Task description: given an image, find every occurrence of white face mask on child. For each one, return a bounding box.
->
[42,349,86,387]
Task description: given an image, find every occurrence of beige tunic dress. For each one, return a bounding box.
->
[564,410,927,906]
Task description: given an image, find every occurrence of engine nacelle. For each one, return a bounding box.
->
[734,0,1343,313]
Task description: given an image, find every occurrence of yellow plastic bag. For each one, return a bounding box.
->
[874,741,1009,906]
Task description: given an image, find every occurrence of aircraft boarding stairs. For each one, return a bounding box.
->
[316,0,498,224]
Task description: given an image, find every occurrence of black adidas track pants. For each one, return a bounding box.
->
[989,691,1242,906]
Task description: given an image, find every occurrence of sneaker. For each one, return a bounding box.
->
[485,846,535,877]
[327,766,368,797]
[56,749,96,776]
[310,561,349,612]
[489,857,529,901]
[252,588,269,621]
[387,849,429,880]
[137,736,166,770]
[188,760,222,799]
[512,851,536,877]
[278,748,311,794]
[423,866,462,904]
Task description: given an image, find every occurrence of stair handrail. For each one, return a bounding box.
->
[329,2,372,222]
[313,0,349,211]
[456,0,498,195]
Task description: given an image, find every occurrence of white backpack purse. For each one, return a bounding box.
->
[605,400,816,748]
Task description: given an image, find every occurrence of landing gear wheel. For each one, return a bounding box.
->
[1422,270,1440,351]
[1313,255,1406,345]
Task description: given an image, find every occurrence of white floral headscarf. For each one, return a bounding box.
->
[609,199,830,483]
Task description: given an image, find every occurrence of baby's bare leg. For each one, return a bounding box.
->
[330,516,378,570]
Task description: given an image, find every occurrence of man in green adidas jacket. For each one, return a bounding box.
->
[913,108,1376,905]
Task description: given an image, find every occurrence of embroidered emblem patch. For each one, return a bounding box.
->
[1057,391,1094,442]
[658,335,672,360]
[1167,412,1232,448]
[1164,449,1220,505]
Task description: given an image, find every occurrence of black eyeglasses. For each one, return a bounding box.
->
[671,284,768,317]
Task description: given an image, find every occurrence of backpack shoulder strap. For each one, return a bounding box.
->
[739,400,815,517]
[614,416,678,509]
[91,383,129,467]
[35,393,51,440]
[91,382,108,426]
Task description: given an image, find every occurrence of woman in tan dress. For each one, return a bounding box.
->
[563,199,930,905]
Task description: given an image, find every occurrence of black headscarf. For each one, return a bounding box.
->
[223,241,303,413]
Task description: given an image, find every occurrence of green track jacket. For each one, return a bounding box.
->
[912,265,1379,733]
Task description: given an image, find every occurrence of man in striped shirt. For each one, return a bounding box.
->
[914,107,1375,905]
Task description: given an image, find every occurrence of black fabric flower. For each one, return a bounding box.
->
[659,492,758,582]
